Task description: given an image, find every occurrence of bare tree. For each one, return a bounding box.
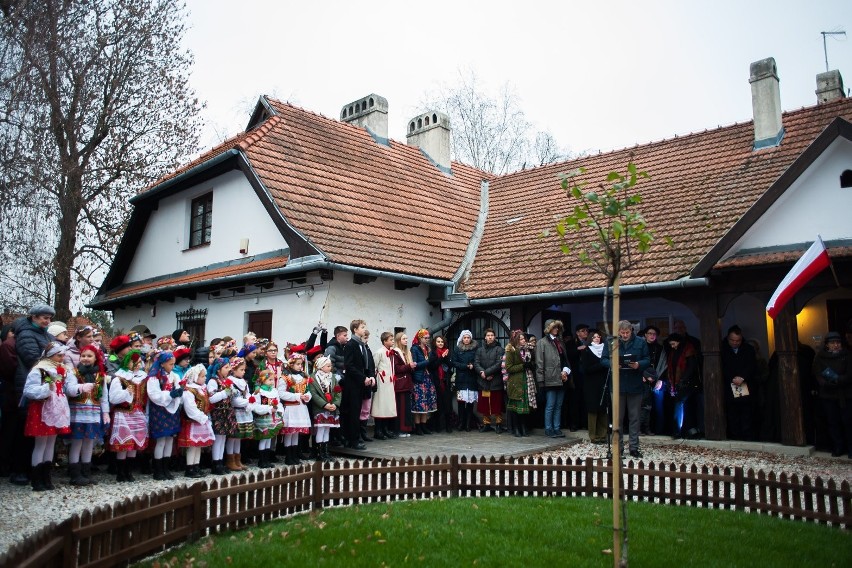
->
[422,70,570,175]
[0,0,203,319]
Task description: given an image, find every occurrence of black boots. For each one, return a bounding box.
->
[211,459,227,475]
[184,463,204,478]
[284,445,302,466]
[31,463,46,491]
[359,420,373,442]
[116,459,135,483]
[69,462,90,486]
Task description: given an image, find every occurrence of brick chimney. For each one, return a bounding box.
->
[816,70,845,104]
[340,94,388,139]
[749,57,784,149]
[406,111,451,171]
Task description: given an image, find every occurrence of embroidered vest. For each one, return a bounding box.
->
[116,375,147,412]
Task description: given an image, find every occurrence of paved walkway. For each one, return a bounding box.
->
[333,428,819,460]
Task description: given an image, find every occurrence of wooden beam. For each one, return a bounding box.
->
[699,294,725,440]
[774,303,806,445]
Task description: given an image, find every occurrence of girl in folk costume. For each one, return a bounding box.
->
[391,331,415,437]
[371,332,398,440]
[410,329,438,435]
[146,351,182,481]
[264,342,284,380]
[250,369,284,468]
[23,342,72,491]
[178,364,215,478]
[227,357,252,471]
[505,330,537,438]
[278,353,313,466]
[109,349,148,483]
[65,345,110,486]
[308,356,341,462]
[207,357,238,474]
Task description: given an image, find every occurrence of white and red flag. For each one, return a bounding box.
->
[766,236,831,319]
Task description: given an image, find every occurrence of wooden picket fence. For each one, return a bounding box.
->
[2,455,849,568]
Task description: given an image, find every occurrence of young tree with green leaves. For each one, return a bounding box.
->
[546,161,669,567]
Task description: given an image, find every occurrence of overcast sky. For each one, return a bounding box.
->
[183,0,851,158]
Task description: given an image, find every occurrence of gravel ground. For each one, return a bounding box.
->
[1,443,849,558]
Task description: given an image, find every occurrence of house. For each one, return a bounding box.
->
[91,59,852,445]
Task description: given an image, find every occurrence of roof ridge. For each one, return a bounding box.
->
[239,114,282,149]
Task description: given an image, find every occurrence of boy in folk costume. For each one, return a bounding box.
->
[250,369,284,468]
[227,357,252,470]
[109,349,148,482]
[278,352,313,465]
[65,344,110,486]
[207,357,238,474]
[23,342,72,491]
[308,356,341,462]
[178,364,215,478]
[146,351,182,481]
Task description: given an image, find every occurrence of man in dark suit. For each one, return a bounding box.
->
[342,319,376,449]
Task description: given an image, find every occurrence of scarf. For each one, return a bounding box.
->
[77,363,100,384]
[315,369,333,391]
[435,346,449,385]
[667,342,696,389]
[588,342,604,358]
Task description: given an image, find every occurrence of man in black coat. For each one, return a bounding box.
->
[721,325,756,440]
[342,319,376,450]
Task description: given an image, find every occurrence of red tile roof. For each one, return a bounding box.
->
[102,255,288,302]
[460,98,852,299]
[715,245,852,270]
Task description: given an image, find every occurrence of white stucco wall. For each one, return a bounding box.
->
[112,272,438,351]
[726,137,852,255]
[124,170,289,283]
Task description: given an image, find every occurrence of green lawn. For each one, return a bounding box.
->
[139,497,851,567]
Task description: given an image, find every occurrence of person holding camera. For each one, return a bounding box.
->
[812,332,851,458]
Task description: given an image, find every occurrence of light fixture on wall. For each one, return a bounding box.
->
[295,286,315,299]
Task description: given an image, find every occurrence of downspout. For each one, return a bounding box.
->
[430,179,490,334]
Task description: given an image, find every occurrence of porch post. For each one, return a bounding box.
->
[774,303,806,445]
[699,295,725,440]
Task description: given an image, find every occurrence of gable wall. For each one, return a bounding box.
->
[728,138,852,255]
[124,170,289,283]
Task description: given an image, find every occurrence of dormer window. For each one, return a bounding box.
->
[189,192,213,248]
[841,169,852,188]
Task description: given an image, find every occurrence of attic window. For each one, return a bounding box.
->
[424,116,430,126]
[369,98,374,107]
[841,169,852,188]
[432,113,437,124]
[409,122,415,133]
[189,192,213,248]
[417,118,422,128]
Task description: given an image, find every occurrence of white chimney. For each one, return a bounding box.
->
[816,70,845,104]
[749,57,784,149]
[406,111,451,171]
[340,94,388,139]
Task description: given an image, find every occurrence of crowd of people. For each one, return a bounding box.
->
[0,305,849,492]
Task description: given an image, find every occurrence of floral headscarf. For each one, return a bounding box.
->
[412,328,430,347]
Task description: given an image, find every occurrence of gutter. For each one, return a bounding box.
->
[467,277,710,306]
[286,256,454,287]
[129,149,241,205]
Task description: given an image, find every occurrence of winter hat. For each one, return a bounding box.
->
[825,332,842,343]
[173,347,192,364]
[172,329,187,343]
[667,333,684,344]
[237,344,257,358]
[110,335,132,353]
[457,330,473,346]
[41,341,67,358]
[47,322,67,337]
[28,304,56,317]
[544,319,564,335]
[575,323,590,332]
[314,355,332,372]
